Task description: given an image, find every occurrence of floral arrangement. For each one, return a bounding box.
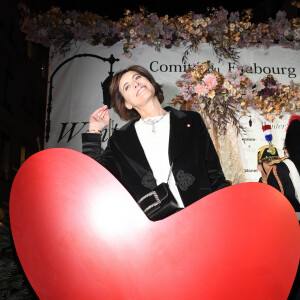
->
[252,74,283,121]
[172,62,300,131]
[18,3,300,61]
[172,61,241,133]
[223,66,255,112]
[253,75,300,122]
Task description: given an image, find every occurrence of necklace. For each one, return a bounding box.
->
[141,110,167,133]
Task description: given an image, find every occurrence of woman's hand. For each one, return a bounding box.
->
[88,105,110,133]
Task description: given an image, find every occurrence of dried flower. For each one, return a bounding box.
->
[173,61,300,132]
[195,84,209,96]
[202,74,218,89]
[172,61,240,134]
[17,4,300,62]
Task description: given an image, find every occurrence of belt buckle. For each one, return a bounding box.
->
[138,191,161,213]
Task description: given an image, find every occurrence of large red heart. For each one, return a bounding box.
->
[10,148,300,299]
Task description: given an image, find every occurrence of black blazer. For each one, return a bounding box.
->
[267,161,300,213]
[82,106,229,207]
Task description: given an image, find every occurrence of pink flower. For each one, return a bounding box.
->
[245,90,254,100]
[194,84,209,96]
[202,73,218,89]
[122,51,132,58]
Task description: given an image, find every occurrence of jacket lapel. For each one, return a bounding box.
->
[166,107,193,164]
[115,120,152,171]
[115,106,193,170]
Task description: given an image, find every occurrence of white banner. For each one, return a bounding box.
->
[46,41,299,182]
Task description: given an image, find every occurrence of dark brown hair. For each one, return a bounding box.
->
[110,65,164,121]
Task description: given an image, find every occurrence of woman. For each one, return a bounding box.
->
[82,65,229,220]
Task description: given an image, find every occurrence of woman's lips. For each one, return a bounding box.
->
[136,86,146,96]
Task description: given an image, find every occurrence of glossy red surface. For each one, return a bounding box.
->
[9,148,300,299]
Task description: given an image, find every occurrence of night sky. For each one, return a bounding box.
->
[22,0,290,22]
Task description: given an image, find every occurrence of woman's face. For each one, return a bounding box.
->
[119,71,155,110]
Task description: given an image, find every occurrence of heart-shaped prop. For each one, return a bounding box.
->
[10,148,300,300]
